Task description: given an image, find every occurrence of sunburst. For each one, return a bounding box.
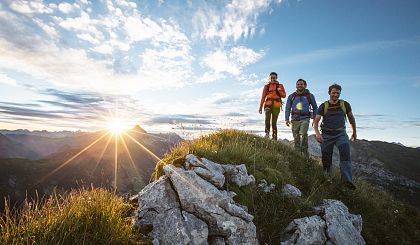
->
[35,117,166,191]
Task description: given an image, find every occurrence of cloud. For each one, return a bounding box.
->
[0,73,18,86]
[58,2,77,14]
[0,1,195,92]
[201,46,264,80]
[192,0,276,43]
[8,0,54,15]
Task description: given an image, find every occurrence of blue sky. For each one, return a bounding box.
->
[0,0,419,146]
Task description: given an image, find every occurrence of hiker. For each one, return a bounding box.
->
[285,79,318,156]
[313,83,357,190]
[259,72,286,140]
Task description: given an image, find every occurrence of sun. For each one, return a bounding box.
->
[107,118,127,134]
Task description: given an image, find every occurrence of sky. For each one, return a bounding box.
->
[0,0,419,147]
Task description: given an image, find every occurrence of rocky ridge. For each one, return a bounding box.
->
[133,154,258,244]
[133,154,366,244]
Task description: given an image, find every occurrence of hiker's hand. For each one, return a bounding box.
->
[350,133,357,142]
[285,120,290,127]
[316,133,323,143]
[258,109,262,114]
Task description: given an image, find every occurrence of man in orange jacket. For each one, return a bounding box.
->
[259,72,286,140]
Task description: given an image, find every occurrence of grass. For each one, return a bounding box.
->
[0,187,146,245]
[155,129,420,244]
[1,129,418,244]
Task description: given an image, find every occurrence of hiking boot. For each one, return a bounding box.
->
[272,134,277,141]
[344,181,356,190]
[264,133,270,138]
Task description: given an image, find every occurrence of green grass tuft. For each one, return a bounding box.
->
[0,187,145,245]
[155,129,420,244]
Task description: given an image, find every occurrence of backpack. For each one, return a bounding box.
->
[291,91,312,106]
[323,99,346,116]
[265,83,282,99]
[320,100,347,132]
[290,90,313,117]
[264,83,283,108]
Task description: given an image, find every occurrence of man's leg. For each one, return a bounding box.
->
[264,107,271,138]
[299,119,310,156]
[336,133,353,183]
[271,107,280,140]
[292,120,301,151]
[321,134,335,173]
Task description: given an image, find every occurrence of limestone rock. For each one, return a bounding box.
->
[134,155,259,244]
[185,154,226,188]
[281,184,302,197]
[281,199,365,245]
[223,164,256,187]
[257,179,276,193]
[281,215,327,245]
[314,199,365,245]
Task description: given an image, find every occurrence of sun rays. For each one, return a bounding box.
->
[35,122,166,191]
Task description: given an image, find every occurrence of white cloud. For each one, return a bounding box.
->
[33,18,59,39]
[58,2,76,14]
[202,46,264,79]
[193,0,274,43]
[124,16,158,42]
[0,73,17,86]
[9,0,54,15]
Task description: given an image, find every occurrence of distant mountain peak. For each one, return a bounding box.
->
[132,125,147,133]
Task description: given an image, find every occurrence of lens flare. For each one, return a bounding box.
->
[107,118,127,134]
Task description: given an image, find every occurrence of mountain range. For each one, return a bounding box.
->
[0,126,182,211]
[1,128,419,210]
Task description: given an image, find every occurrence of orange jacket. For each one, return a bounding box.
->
[259,81,286,111]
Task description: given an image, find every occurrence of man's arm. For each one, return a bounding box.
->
[310,94,318,118]
[313,114,323,143]
[347,111,357,141]
[285,95,292,126]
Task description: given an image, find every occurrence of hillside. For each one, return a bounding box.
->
[1,130,419,244]
[306,135,420,207]
[0,128,182,211]
[0,133,39,159]
[155,130,420,244]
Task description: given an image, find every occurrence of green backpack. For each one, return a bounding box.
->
[321,99,347,132]
[323,99,346,116]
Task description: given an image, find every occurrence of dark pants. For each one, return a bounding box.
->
[321,132,352,182]
[264,106,280,140]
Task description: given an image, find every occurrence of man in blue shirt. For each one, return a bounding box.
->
[285,79,318,156]
[313,83,357,190]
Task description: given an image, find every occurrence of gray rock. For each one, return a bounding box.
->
[281,215,327,245]
[163,164,258,244]
[281,199,365,245]
[223,164,256,187]
[257,179,276,193]
[133,175,179,230]
[281,184,302,197]
[185,154,226,188]
[151,209,208,245]
[314,199,365,245]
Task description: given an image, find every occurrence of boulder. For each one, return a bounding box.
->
[281,184,302,197]
[314,199,365,245]
[281,215,327,245]
[281,199,365,245]
[134,155,259,244]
